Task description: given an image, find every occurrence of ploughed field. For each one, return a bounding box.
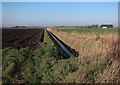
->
[2,29,44,49]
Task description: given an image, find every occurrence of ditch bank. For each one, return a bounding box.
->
[47,30,79,58]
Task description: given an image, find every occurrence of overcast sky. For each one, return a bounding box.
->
[2,2,118,27]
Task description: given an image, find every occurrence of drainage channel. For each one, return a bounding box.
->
[47,30,75,58]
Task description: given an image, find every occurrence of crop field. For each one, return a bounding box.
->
[2,29,44,49]
[58,28,118,33]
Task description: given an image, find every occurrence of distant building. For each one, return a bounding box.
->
[102,27,107,28]
[100,24,113,28]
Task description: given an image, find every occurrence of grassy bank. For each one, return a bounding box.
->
[2,29,58,83]
[2,30,75,83]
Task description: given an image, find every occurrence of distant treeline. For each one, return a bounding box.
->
[14,26,26,28]
[9,24,114,28]
[55,24,114,28]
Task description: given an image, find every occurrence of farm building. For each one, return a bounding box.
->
[100,24,113,28]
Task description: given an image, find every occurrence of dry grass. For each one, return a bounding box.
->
[107,40,119,61]
[48,28,118,58]
[48,28,120,83]
[66,59,120,83]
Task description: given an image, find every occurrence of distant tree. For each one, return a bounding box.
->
[15,26,20,28]
[22,26,26,28]
[91,25,99,28]
[15,26,26,28]
[88,26,91,28]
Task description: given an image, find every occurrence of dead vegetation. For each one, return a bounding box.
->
[107,39,119,61]
[48,28,118,58]
[48,28,120,83]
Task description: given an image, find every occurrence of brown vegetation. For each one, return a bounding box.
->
[48,28,118,57]
[48,28,120,83]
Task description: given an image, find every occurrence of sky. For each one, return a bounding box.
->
[2,2,118,27]
[1,0,120,2]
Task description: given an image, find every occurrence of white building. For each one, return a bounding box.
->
[102,27,107,28]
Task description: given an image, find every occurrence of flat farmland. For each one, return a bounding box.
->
[2,29,44,49]
[58,28,118,33]
[2,28,120,83]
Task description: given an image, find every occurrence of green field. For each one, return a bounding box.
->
[58,28,118,33]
